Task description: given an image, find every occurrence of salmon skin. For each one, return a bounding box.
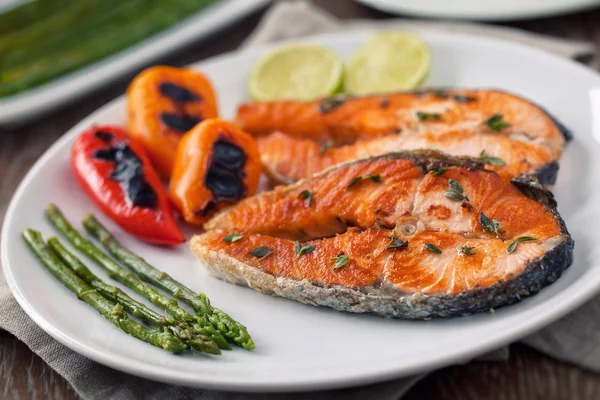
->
[236,89,570,159]
[259,129,558,186]
[191,150,573,319]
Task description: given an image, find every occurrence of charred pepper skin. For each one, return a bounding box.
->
[70,125,184,245]
[169,118,262,226]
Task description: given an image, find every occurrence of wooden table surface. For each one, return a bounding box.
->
[2,1,600,399]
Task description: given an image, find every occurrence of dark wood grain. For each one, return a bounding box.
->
[1,1,600,399]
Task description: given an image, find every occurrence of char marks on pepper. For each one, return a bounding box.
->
[205,139,247,203]
[93,143,158,208]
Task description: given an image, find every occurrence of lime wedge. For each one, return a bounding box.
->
[345,31,431,95]
[249,44,344,101]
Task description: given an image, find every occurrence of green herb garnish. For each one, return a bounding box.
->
[417,111,442,121]
[332,254,350,270]
[298,190,313,206]
[430,165,447,177]
[424,243,442,254]
[485,114,510,131]
[366,174,382,183]
[432,90,450,99]
[295,241,316,258]
[479,212,502,237]
[249,246,272,258]
[454,95,476,103]
[507,236,537,254]
[223,234,243,243]
[347,174,383,189]
[445,179,469,202]
[479,150,506,166]
[458,246,476,256]
[319,141,332,156]
[387,235,408,250]
[347,176,362,189]
[319,95,346,114]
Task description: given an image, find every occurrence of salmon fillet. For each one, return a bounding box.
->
[236,89,570,159]
[191,151,573,319]
[258,129,557,185]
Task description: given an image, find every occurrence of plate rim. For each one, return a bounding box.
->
[3,29,600,392]
[356,0,600,21]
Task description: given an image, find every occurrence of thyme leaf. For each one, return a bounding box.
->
[332,254,350,270]
[387,235,408,250]
[430,165,447,177]
[454,94,476,103]
[424,243,442,254]
[417,111,442,121]
[249,246,272,258]
[366,174,382,183]
[319,141,332,156]
[347,176,362,189]
[479,150,506,166]
[458,246,476,256]
[445,179,469,202]
[295,241,316,257]
[507,236,537,254]
[479,212,502,237]
[223,234,243,243]
[432,90,450,99]
[485,114,510,131]
[347,174,383,189]
[298,190,313,206]
[318,95,346,114]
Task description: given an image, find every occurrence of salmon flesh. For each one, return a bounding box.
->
[191,151,573,319]
[236,89,570,185]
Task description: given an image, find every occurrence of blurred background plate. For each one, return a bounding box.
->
[356,0,600,21]
[0,0,270,127]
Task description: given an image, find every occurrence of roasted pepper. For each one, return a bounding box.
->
[169,118,261,226]
[127,65,219,178]
[71,125,185,245]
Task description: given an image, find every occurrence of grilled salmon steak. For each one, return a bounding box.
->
[236,89,570,155]
[191,151,573,319]
[237,89,569,185]
[258,129,557,185]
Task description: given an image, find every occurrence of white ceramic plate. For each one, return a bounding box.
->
[0,0,269,126]
[357,0,600,21]
[3,30,600,392]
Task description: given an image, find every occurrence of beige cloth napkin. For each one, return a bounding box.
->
[0,1,597,399]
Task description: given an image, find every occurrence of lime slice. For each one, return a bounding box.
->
[345,31,431,95]
[249,44,344,101]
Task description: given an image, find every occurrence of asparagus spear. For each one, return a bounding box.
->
[45,204,230,350]
[83,214,255,350]
[47,237,220,355]
[22,229,186,354]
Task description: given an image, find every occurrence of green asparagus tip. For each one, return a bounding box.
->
[156,329,188,354]
[189,338,222,355]
[22,228,40,243]
[242,339,255,350]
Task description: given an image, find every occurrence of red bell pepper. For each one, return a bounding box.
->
[71,125,185,245]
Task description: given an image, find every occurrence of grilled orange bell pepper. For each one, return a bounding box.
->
[127,66,219,178]
[169,119,261,226]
